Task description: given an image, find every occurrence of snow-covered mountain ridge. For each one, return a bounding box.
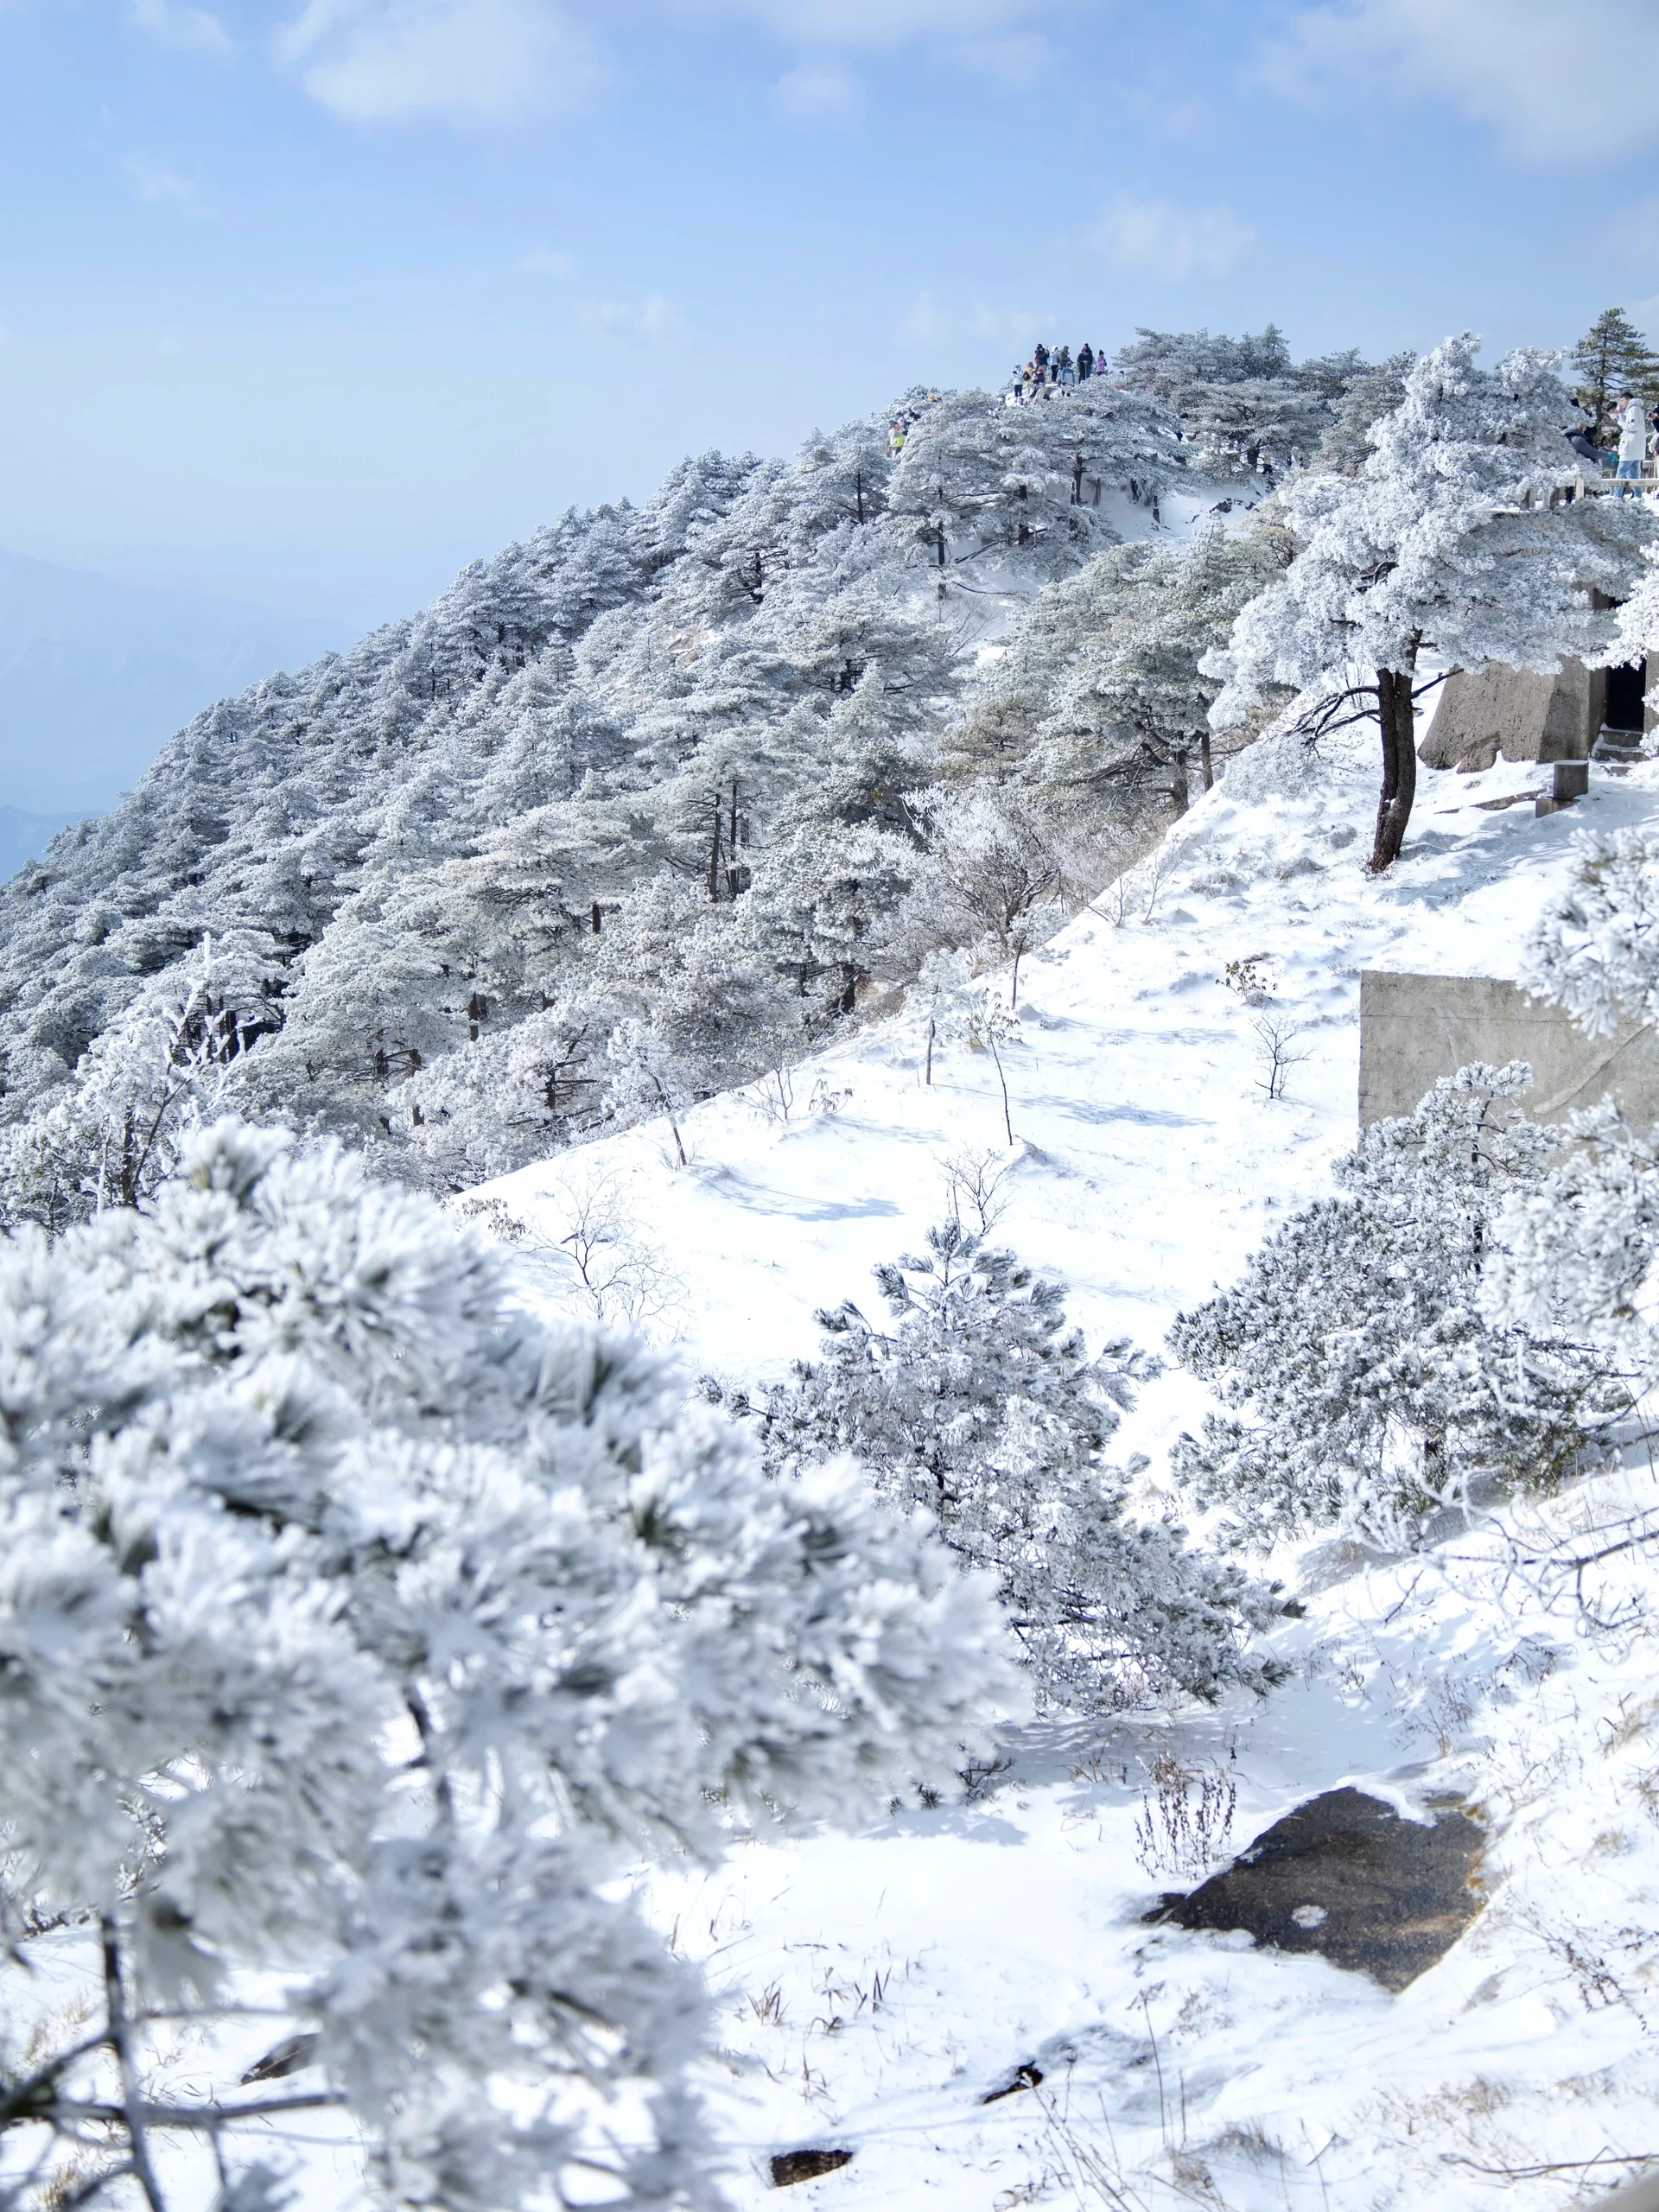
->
[478,731,1659,2212]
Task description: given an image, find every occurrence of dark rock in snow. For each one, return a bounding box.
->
[980,2063,1045,2104]
[770,2148,854,2188]
[1144,1786,1483,1992]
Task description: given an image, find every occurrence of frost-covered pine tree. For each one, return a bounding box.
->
[1570,305,1659,445]
[1601,541,1659,713]
[1487,829,1659,1384]
[1205,335,1657,871]
[0,1121,1011,2212]
[1027,524,1293,812]
[1113,323,1298,400]
[1516,825,1659,1038]
[1178,377,1332,482]
[889,383,1177,582]
[736,1220,1282,1710]
[1314,352,1414,476]
[1170,1063,1623,1549]
[0,930,282,1229]
[1113,325,1371,482]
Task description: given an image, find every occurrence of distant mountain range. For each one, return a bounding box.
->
[0,549,353,829]
[0,805,77,880]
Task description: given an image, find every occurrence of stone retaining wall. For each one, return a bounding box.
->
[1358,971,1659,1130]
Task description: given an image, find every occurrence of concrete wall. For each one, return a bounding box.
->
[1418,660,1606,771]
[1358,971,1659,1129]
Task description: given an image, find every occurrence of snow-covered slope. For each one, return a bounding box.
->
[483,735,1659,2211]
[481,727,1645,1408]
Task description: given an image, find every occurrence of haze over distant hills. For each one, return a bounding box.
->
[0,548,353,839]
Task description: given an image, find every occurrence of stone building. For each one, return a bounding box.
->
[1419,652,1651,772]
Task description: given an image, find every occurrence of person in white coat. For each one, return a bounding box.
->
[1616,392,1649,495]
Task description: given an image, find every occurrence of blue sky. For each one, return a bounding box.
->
[3,0,1659,629]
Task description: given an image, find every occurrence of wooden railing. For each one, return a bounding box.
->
[1566,465,1659,499]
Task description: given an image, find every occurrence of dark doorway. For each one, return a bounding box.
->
[1607,658,1648,734]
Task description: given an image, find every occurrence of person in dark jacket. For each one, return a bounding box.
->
[1077,342,1095,381]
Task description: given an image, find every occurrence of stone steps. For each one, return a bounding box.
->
[1593,724,1647,765]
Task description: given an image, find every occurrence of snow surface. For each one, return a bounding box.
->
[480,734,1659,2210]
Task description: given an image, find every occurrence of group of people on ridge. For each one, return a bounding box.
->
[1567,391,1659,494]
[1010,342,1100,403]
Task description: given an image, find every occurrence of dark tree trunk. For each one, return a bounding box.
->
[726,779,746,899]
[708,792,723,902]
[1370,664,1419,873]
[936,520,946,569]
[591,900,601,935]
[1200,731,1214,791]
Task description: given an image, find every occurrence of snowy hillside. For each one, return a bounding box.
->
[0,332,1387,1229]
[10,329,1659,2212]
[476,730,1659,2211]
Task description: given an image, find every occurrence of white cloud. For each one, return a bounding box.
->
[899,292,1054,347]
[675,0,1049,48]
[953,32,1048,86]
[523,247,576,273]
[124,156,204,208]
[1262,0,1659,165]
[899,293,950,346]
[1083,195,1255,282]
[771,60,863,125]
[130,0,232,54]
[276,0,607,125]
[575,296,689,349]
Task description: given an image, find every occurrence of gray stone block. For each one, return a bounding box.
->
[1419,660,1605,771]
[1358,971,1659,1131]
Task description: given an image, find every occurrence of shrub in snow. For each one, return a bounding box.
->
[1205,334,1656,872]
[1490,830,1659,1390]
[1484,1098,1659,1393]
[729,1220,1283,1710]
[1169,1064,1624,1549]
[0,1122,1011,2211]
[1517,826,1659,1039]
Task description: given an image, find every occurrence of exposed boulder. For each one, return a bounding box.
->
[1144,1787,1484,1992]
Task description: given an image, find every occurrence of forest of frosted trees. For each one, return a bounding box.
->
[0,333,1386,1218]
[2,320,1646,1225]
[11,313,1659,2209]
